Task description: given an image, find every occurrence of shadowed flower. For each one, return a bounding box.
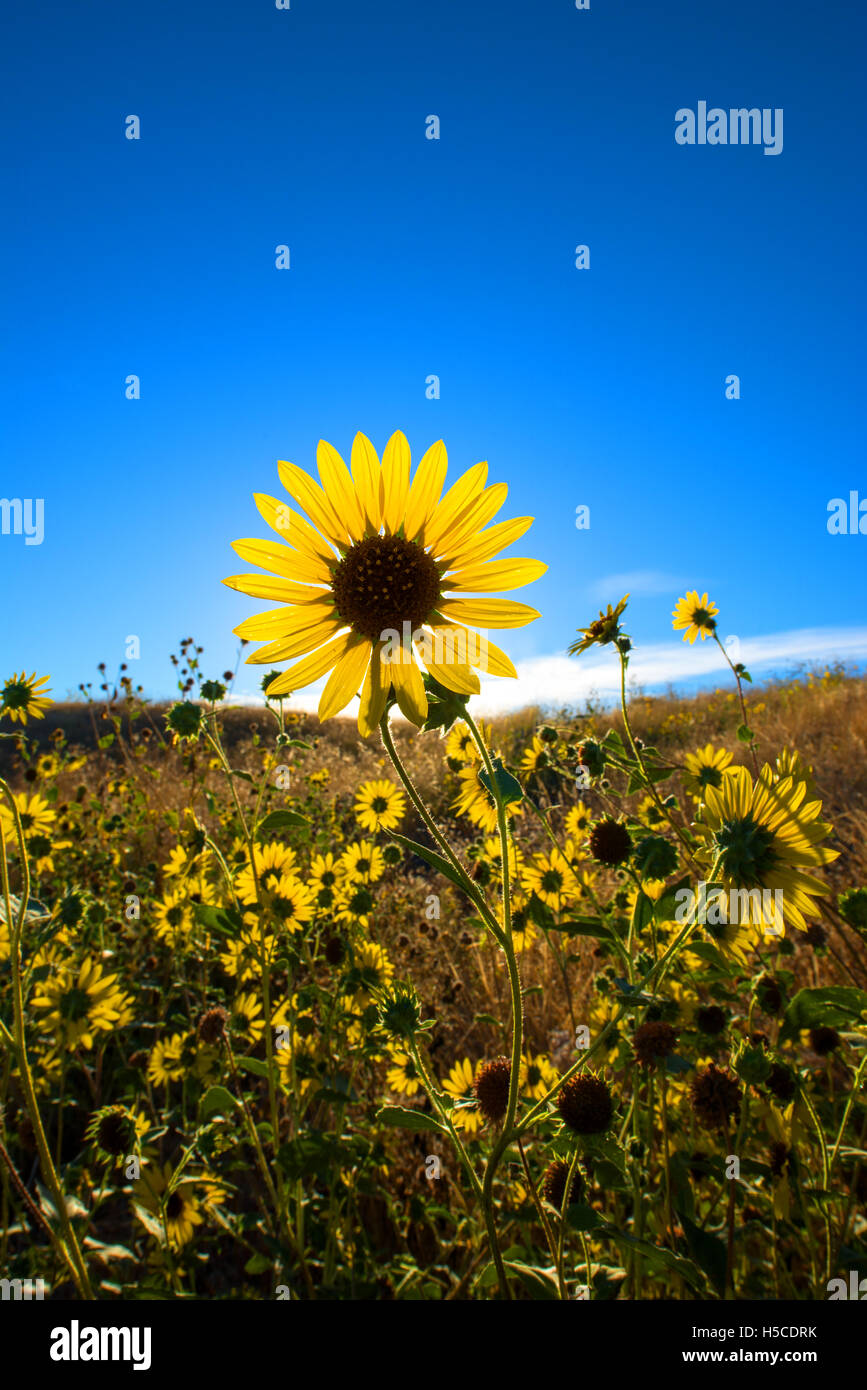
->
[223,433,546,732]
[694,765,839,933]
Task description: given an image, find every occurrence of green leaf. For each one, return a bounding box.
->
[419,674,470,733]
[565,1202,602,1232]
[230,769,256,784]
[477,757,524,806]
[132,1203,166,1242]
[781,986,867,1041]
[192,903,245,936]
[677,1209,727,1297]
[603,1229,708,1294]
[98,733,115,749]
[388,833,468,894]
[257,809,310,833]
[375,1105,446,1134]
[234,1056,271,1079]
[200,1085,239,1119]
[736,724,754,744]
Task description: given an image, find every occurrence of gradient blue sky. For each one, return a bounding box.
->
[2,0,865,711]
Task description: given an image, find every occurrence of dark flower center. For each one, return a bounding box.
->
[691,607,715,628]
[60,987,92,1022]
[714,814,777,887]
[331,535,441,642]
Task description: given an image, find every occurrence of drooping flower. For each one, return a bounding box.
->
[223,433,546,732]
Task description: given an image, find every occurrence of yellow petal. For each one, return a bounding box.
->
[318,638,372,721]
[404,440,447,542]
[317,440,365,540]
[223,574,331,604]
[246,619,342,663]
[437,597,540,629]
[254,495,337,565]
[385,648,427,725]
[231,538,333,586]
[381,430,411,534]
[262,632,355,696]
[418,649,480,695]
[426,621,518,678]
[233,603,334,640]
[444,515,534,570]
[358,641,390,737]
[350,432,382,532]
[422,460,488,552]
[435,483,509,562]
[277,459,348,547]
[445,558,547,592]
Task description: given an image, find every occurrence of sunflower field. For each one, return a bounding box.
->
[1,435,866,1304]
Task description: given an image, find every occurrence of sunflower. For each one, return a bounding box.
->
[257,874,315,933]
[520,735,552,774]
[132,1161,224,1249]
[444,723,479,766]
[693,765,839,934]
[0,671,52,724]
[522,1052,559,1100]
[147,1033,188,1087]
[442,1057,484,1135]
[354,779,406,833]
[682,744,734,798]
[234,841,297,904]
[521,847,582,914]
[31,956,133,1051]
[386,1048,422,1097]
[452,762,523,834]
[0,792,56,842]
[153,890,195,945]
[672,590,719,644]
[568,595,629,657]
[345,940,394,1001]
[564,801,592,840]
[340,840,385,885]
[223,433,546,732]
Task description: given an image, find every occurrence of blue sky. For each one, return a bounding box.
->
[2,0,865,712]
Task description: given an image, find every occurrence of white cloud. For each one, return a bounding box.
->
[587,570,685,601]
[226,626,867,720]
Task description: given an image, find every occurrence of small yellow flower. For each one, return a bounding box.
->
[0,671,52,724]
[672,590,719,644]
[682,744,734,798]
[354,779,406,833]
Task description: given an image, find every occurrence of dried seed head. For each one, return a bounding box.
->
[473,1057,512,1123]
[696,1005,727,1036]
[690,1064,741,1133]
[588,818,632,866]
[557,1073,613,1135]
[542,1159,584,1211]
[633,1020,678,1067]
[198,1006,228,1045]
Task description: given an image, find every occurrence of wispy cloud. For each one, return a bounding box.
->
[587,571,686,601]
[226,626,867,721]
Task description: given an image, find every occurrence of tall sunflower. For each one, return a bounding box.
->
[693,765,838,934]
[672,590,719,644]
[223,433,546,732]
